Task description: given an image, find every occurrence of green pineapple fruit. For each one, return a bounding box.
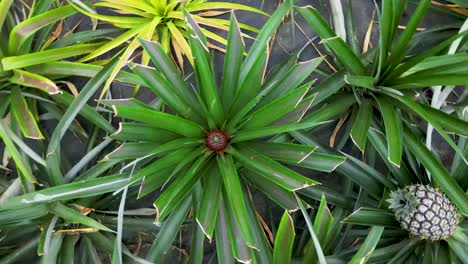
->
[388,185,460,240]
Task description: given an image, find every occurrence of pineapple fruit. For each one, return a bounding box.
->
[388,185,460,240]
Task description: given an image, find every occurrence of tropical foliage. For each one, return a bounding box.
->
[68,0,267,97]
[0,0,467,263]
[0,0,115,191]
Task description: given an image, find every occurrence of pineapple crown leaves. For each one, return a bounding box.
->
[0,2,116,185]
[0,2,114,137]
[67,0,269,98]
[106,3,347,260]
[296,2,468,171]
[387,188,419,221]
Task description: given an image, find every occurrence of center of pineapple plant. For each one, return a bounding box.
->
[206,130,228,153]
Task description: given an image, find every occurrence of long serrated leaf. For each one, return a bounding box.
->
[246,141,345,172]
[314,196,334,244]
[186,2,268,16]
[185,10,224,125]
[224,195,255,263]
[0,174,129,210]
[8,5,78,54]
[9,70,59,94]
[243,169,299,211]
[294,193,326,264]
[10,87,44,139]
[53,92,115,134]
[242,81,316,129]
[49,202,113,232]
[137,39,198,107]
[114,103,204,138]
[228,146,318,191]
[221,13,244,112]
[0,0,13,29]
[260,58,323,107]
[130,63,204,123]
[103,32,156,102]
[217,155,256,249]
[384,0,431,72]
[59,234,76,263]
[239,0,290,83]
[303,94,356,124]
[232,120,330,143]
[2,43,102,71]
[146,197,191,262]
[0,120,36,184]
[153,150,211,221]
[215,194,235,264]
[343,208,399,227]
[189,183,204,264]
[290,131,383,197]
[447,236,468,262]
[388,94,466,163]
[30,61,145,86]
[381,30,468,83]
[127,147,194,188]
[296,6,366,75]
[369,239,420,263]
[80,24,144,62]
[105,142,160,161]
[419,104,468,137]
[345,75,375,90]
[0,204,48,226]
[376,96,403,166]
[348,226,385,264]
[377,0,394,77]
[367,128,412,186]
[230,0,292,113]
[403,126,468,216]
[196,165,222,241]
[241,184,272,264]
[273,211,295,264]
[40,233,62,264]
[46,57,119,186]
[350,99,373,151]
[304,195,334,263]
[110,122,180,143]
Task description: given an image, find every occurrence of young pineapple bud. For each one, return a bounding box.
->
[387,185,460,240]
[205,130,228,153]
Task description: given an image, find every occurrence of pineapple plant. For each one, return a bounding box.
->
[68,0,268,97]
[296,0,468,170]
[294,0,468,261]
[388,185,460,240]
[0,0,119,188]
[97,2,352,262]
[0,62,147,263]
[0,0,467,262]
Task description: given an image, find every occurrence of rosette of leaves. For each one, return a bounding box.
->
[294,0,468,171]
[268,125,467,263]
[104,2,348,262]
[0,59,157,263]
[329,123,468,263]
[68,0,268,97]
[0,0,118,188]
[0,153,155,263]
[0,169,144,264]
